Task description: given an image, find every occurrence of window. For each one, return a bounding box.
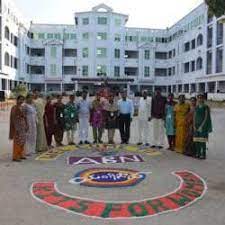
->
[184,62,190,73]
[10,56,13,67]
[54,33,61,40]
[50,64,57,76]
[38,33,45,40]
[114,49,120,58]
[4,52,10,66]
[82,48,89,58]
[207,51,212,74]
[63,66,77,75]
[97,65,107,76]
[30,66,45,74]
[70,34,77,40]
[168,51,173,59]
[173,49,176,57]
[26,64,30,74]
[144,50,150,60]
[168,68,172,76]
[115,34,121,42]
[144,67,150,77]
[184,42,190,52]
[97,48,107,57]
[5,26,10,40]
[217,21,223,45]
[172,66,176,75]
[114,66,120,77]
[125,36,138,42]
[191,60,195,72]
[14,58,18,69]
[155,52,167,60]
[31,48,45,57]
[63,33,70,40]
[115,18,121,26]
[207,26,213,48]
[98,17,107,25]
[191,39,196,49]
[47,33,54,39]
[216,47,223,73]
[82,32,89,40]
[97,32,107,40]
[64,49,77,57]
[14,36,18,46]
[50,47,57,58]
[196,57,203,70]
[197,34,203,46]
[155,68,167,77]
[82,18,89,25]
[82,66,88,76]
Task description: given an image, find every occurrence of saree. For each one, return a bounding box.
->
[9,105,27,160]
[174,103,190,153]
[34,98,48,152]
[193,104,212,158]
[184,108,195,156]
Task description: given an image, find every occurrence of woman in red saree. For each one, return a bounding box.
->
[9,95,28,162]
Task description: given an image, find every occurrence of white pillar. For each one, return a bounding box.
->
[44,83,47,93]
[60,83,63,93]
[75,81,78,92]
[215,81,218,93]
[205,82,209,93]
[127,82,130,96]
[189,84,192,94]
[196,83,200,93]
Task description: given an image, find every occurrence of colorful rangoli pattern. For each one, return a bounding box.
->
[31,171,207,219]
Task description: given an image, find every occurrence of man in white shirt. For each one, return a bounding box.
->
[137,90,152,146]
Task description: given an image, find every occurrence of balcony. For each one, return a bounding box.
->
[125,67,138,77]
[30,74,45,82]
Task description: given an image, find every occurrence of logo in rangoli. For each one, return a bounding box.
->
[31,171,207,219]
[69,168,146,188]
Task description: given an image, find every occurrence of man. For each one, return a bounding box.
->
[151,88,167,149]
[53,95,65,147]
[118,90,134,144]
[33,89,48,152]
[64,94,78,145]
[137,90,152,146]
[77,90,91,145]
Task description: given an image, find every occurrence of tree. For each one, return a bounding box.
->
[205,0,225,18]
[11,84,28,98]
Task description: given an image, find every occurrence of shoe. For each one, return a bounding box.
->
[84,141,90,145]
[93,140,97,144]
[98,140,103,144]
[137,142,143,146]
[21,157,27,160]
[13,159,21,162]
[79,141,83,145]
[157,146,163,149]
[145,143,150,147]
[151,145,156,148]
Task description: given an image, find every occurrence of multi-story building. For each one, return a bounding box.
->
[0,1,225,99]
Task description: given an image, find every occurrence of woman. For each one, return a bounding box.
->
[24,94,37,156]
[174,95,190,154]
[193,94,212,159]
[90,92,105,144]
[53,95,65,147]
[33,90,48,153]
[105,94,118,144]
[44,95,55,149]
[165,93,176,151]
[184,97,197,157]
[64,94,78,145]
[9,95,28,162]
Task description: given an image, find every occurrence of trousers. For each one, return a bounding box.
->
[138,119,149,144]
[66,129,76,144]
[152,118,165,146]
[79,117,89,142]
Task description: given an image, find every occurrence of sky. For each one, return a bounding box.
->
[14,0,203,29]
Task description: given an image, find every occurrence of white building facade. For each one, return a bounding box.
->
[1,1,225,100]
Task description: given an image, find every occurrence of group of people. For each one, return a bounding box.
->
[9,88,212,162]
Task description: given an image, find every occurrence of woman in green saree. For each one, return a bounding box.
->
[193,94,212,159]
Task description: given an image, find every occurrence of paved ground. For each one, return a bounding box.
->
[0,107,225,225]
